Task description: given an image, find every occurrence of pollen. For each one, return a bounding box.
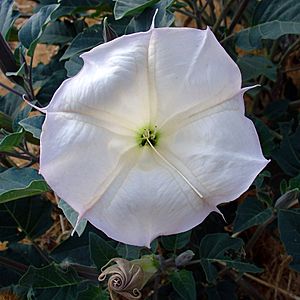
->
[136,126,160,147]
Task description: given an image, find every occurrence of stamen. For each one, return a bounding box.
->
[145,136,204,199]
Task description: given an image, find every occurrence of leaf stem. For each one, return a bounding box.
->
[212,0,235,34]
[228,0,250,34]
[0,82,24,98]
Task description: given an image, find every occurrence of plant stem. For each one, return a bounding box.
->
[212,0,236,34]
[280,38,300,67]
[0,82,24,98]
[228,0,250,34]
[0,151,33,161]
[0,256,28,273]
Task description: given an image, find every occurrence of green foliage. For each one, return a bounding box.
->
[237,55,277,82]
[0,0,19,39]
[233,198,273,233]
[0,129,24,151]
[114,0,159,20]
[0,196,53,241]
[89,232,118,269]
[0,168,49,203]
[161,230,191,251]
[19,115,44,139]
[170,270,196,300]
[236,0,300,50]
[61,24,103,60]
[19,263,81,299]
[58,199,87,236]
[278,209,300,272]
[199,233,262,283]
[78,285,109,300]
[18,4,59,56]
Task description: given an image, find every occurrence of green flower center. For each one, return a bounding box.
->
[136,126,160,147]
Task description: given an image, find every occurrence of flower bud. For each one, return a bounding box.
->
[98,255,158,300]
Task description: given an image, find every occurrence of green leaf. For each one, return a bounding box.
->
[125,0,174,33]
[89,232,118,269]
[114,0,159,20]
[0,243,46,288]
[18,4,59,56]
[253,117,276,157]
[170,270,196,300]
[58,199,87,237]
[0,130,24,152]
[278,209,300,272]
[0,0,20,39]
[0,196,53,242]
[236,0,300,50]
[61,24,103,60]
[237,55,277,82]
[199,233,262,282]
[233,198,273,233]
[19,115,45,139]
[36,69,67,105]
[39,20,75,45]
[161,230,191,251]
[272,125,300,177]
[78,285,109,300]
[0,92,23,119]
[116,243,142,259]
[64,55,84,77]
[19,263,81,294]
[0,167,49,203]
[275,189,299,209]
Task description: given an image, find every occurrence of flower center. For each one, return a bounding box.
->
[137,126,160,147]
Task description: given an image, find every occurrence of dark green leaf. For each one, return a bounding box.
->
[39,20,75,45]
[0,0,20,39]
[89,232,118,269]
[19,263,81,289]
[126,0,174,33]
[237,55,277,82]
[170,270,196,300]
[18,4,59,56]
[0,167,49,203]
[199,233,262,282]
[114,0,159,20]
[0,92,23,119]
[233,198,273,233]
[253,118,276,157]
[12,104,31,132]
[272,125,300,176]
[116,243,142,259]
[275,189,299,209]
[36,69,67,105]
[61,24,103,60]
[236,0,300,50]
[278,209,300,272]
[206,280,237,300]
[0,196,53,242]
[0,130,24,152]
[19,115,45,139]
[64,55,84,77]
[58,199,87,237]
[78,285,109,300]
[161,230,191,251]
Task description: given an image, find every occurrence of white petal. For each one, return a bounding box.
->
[160,93,269,206]
[40,113,135,214]
[84,148,217,247]
[148,27,242,125]
[45,31,154,129]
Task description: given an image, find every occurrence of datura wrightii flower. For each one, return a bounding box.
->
[39,26,269,247]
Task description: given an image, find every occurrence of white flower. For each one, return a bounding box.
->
[40,27,269,247]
